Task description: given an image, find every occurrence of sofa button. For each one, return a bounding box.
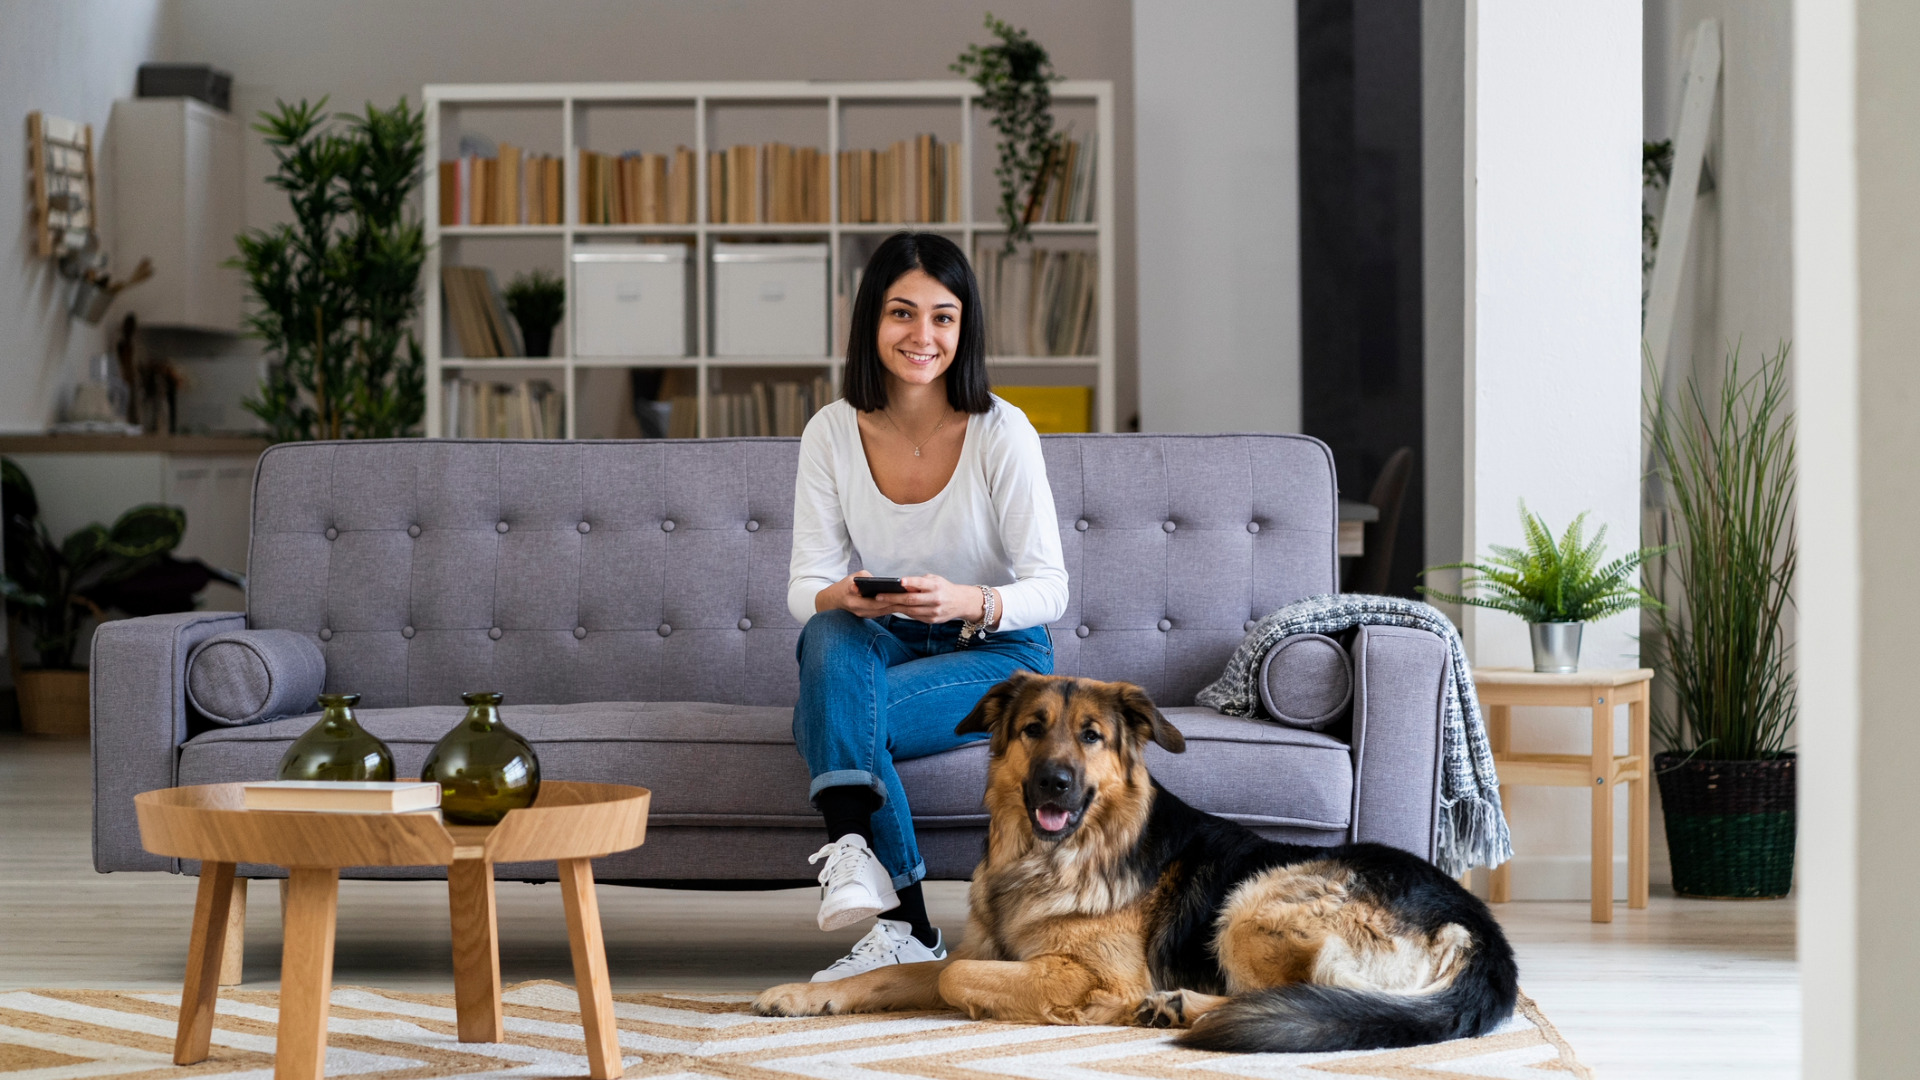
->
[1076,625,1090,638]
[1075,519,1088,532]
[488,626,503,640]
[1244,620,1258,633]
[1162,520,1177,533]
[661,519,676,532]
[1158,618,1172,632]
[577,521,591,534]
[737,618,752,631]
[324,527,338,541]
[1247,521,1260,533]
[402,625,415,639]
[496,521,510,534]
[407,524,421,538]
[658,623,672,637]
[745,520,760,532]
[318,628,333,641]
[574,625,588,639]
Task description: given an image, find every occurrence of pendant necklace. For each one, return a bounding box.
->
[879,409,954,457]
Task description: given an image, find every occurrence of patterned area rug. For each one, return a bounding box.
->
[0,980,1590,1079]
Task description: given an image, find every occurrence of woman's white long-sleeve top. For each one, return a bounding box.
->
[786,396,1069,632]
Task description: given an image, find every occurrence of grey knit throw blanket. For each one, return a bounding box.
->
[1194,593,1513,876]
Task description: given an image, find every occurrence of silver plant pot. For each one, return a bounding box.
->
[1529,621,1584,673]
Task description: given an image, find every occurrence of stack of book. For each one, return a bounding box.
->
[707,144,831,224]
[972,243,1099,357]
[443,378,565,438]
[696,375,835,437]
[1022,132,1097,225]
[440,266,526,357]
[438,146,565,226]
[837,135,962,224]
[578,147,697,225]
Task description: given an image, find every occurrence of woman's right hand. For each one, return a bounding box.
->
[817,572,901,619]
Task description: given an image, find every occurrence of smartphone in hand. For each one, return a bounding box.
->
[854,576,909,598]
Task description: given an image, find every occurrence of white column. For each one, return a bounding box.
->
[1132,0,1299,433]
[1463,1,1643,897]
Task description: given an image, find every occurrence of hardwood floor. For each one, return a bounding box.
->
[1,733,1798,1078]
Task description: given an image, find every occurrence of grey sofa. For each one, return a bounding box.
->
[92,434,1451,883]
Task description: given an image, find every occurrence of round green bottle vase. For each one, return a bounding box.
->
[276,693,395,782]
[421,691,541,825]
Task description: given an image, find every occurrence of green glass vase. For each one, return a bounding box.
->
[276,693,395,782]
[421,691,541,825]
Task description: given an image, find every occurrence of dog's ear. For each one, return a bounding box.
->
[956,671,1036,754]
[1114,682,1185,754]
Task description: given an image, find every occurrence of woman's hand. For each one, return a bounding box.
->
[816,573,995,625]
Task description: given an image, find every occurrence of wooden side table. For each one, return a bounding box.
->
[1472,667,1652,923]
[135,781,650,1080]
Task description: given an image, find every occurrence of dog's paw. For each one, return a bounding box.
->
[1134,990,1190,1029]
[752,983,841,1017]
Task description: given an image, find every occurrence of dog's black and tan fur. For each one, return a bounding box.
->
[754,672,1518,1052]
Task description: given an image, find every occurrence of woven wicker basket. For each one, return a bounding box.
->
[1654,751,1795,899]
[16,668,89,738]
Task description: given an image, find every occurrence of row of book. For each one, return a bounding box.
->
[1024,133,1098,225]
[437,147,564,226]
[440,267,527,358]
[670,374,835,438]
[579,148,698,225]
[972,244,1099,357]
[708,144,832,224]
[444,378,565,438]
[838,135,963,224]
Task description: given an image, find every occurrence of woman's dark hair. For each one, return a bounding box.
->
[843,232,991,413]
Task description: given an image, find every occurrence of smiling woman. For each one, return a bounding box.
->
[784,231,1069,986]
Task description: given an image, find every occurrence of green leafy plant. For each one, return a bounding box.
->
[1646,343,1796,761]
[952,13,1061,252]
[1419,503,1667,623]
[234,97,427,442]
[1,458,186,670]
[504,269,565,357]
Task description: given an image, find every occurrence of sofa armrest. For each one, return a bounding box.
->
[91,610,248,872]
[1348,623,1450,862]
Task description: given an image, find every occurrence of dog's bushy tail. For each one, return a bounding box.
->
[1176,947,1517,1053]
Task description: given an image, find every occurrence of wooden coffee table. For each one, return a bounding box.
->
[135,780,650,1080]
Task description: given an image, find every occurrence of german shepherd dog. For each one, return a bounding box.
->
[754,672,1518,1052]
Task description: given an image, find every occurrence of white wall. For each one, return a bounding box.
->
[1465,0,1645,897]
[1132,0,1298,434]
[0,0,171,432]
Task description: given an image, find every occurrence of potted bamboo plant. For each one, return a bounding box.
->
[1419,504,1666,673]
[1645,344,1797,899]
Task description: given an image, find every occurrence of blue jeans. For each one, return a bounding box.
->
[793,609,1054,889]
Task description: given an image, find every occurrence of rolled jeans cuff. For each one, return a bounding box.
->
[890,859,927,891]
[808,769,889,806]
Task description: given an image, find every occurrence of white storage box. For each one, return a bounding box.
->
[713,243,830,356]
[572,245,688,357]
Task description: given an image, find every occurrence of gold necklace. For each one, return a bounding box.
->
[878,408,955,457]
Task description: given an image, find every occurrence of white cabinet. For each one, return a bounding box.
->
[111,98,244,332]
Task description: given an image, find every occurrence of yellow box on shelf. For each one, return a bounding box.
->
[997,386,1092,434]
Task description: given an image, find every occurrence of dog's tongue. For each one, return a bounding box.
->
[1035,806,1072,832]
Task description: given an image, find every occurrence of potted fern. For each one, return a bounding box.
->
[1645,344,1796,899]
[1419,504,1666,672]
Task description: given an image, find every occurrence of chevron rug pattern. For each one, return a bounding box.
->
[0,980,1589,1080]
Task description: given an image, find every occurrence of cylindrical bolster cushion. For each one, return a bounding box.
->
[1257,633,1354,729]
[186,629,326,725]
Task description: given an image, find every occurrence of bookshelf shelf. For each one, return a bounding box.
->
[423,80,1114,438]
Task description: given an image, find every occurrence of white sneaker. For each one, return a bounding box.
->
[810,835,900,931]
[811,919,946,982]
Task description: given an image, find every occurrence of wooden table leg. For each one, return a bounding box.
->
[1629,686,1651,909]
[560,858,623,1080]
[1487,703,1513,904]
[173,861,237,1065]
[276,868,340,1080]
[1590,692,1615,923]
[220,878,247,986]
[447,858,504,1043]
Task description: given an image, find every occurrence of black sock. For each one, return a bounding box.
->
[888,881,939,949]
[814,785,880,846]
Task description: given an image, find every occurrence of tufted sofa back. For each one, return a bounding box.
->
[246,434,1338,710]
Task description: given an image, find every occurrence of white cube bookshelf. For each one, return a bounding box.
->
[422,80,1115,438]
